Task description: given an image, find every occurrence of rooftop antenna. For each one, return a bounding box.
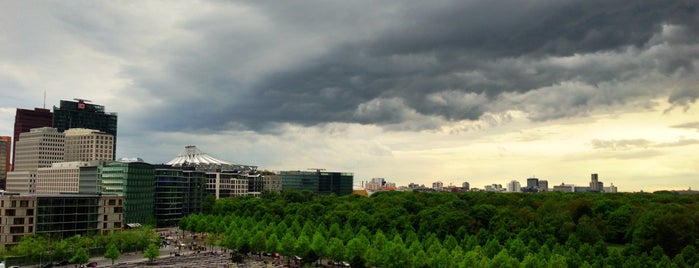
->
[73,98,93,103]
[43,90,46,109]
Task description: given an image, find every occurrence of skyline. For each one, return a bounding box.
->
[1,1,698,192]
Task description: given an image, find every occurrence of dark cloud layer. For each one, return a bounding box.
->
[120,0,699,133]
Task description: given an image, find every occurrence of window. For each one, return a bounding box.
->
[10,226,23,234]
[13,218,24,225]
[6,209,15,216]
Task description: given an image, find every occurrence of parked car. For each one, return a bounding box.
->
[54,260,69,266]
[86,262,98,267]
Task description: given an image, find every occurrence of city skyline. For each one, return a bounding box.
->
[1,1,698,192]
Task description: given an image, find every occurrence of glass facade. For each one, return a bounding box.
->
[279,171,353,195]
[52,100,117,159]
[36,195,100,237]
[100,161,154,224]
[153,166,206,227]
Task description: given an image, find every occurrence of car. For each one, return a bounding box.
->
[54,260,69,266]
[86,262,98,267]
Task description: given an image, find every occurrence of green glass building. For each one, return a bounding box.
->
[100,161,154,225]
[154,165,206,227]
[279,170,353,195]
[52,99,118,159]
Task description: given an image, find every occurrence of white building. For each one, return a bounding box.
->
[5,171,35,194]
[507,180,521,192]
[13,127,65,172]
[432,181,444,191]
[36,162,94,194]
[64,128,115,162]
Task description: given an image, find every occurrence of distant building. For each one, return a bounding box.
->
[462,181,470,190]
[523,178,539,192]
[13,108,53,167]
[507,180,521,192]
[0,136,10,190]
[538,180,548,192]
[432,181,444,191]
[279,170,353,195]
[101,159,155,225]
[552,183,574,192]
[603,183,618,193]
[262,174,282,192]
[52,99,118,159]
[590,173,603,192]
[484,184,504,192]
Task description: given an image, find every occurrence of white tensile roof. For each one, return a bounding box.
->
[166,145,232,166]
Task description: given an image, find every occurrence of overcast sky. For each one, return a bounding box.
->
[1,0,698,192]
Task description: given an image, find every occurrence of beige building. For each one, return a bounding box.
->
[65,128,114,162]
[5,171,36,194]
[13,127,65,172]
[35,162,93,194]
[262,174,282,192]
[0,194,36,245]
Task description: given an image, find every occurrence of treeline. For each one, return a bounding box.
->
[179,190,699,267]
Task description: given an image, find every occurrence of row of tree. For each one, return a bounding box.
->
[5,227,159,266]
[180,190,699,267]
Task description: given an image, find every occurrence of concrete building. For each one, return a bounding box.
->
[100,159,155,225]
[64,128,115,162]
[206,170,251,198]
[52,99,118,159]
[507,180,522,192]
[13,127,65,172]
[5,171,36,194]
[590,173,604,192]
[13,107,52,167]
[262,174,282,192]
[462,182,470,190]
[603,183,618,193]
[538,180,549,192]
[432,181,444,191]
[0,194,36,246]
[35,162,93,194]
[553,183,574,192]
[0,136,10,190]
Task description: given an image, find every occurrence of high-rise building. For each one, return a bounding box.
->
[538,180,548,192]
[52,99,117,159]
[462,181,470,190]
[13,127,65,172]
[13,108,53,167]
[0,136,10,189]
[507,180,521,192]
[432,181,444,191]
[590,173,603,192]
[64,128,115,162]
[100,159,154,225]
[152,165,207,227]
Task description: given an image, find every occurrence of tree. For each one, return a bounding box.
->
[143,243,160,263]
[70,248,90,266]
[104,242,120,267]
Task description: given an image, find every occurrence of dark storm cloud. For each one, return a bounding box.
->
[128,0,698,132]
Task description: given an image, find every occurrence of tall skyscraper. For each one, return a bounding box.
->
[0,136,10,190]
[52,99,117,159]
[590,173,603,192]
[13,108,53,167]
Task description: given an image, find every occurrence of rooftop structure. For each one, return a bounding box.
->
[166,145,256,172]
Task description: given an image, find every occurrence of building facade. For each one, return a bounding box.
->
[100,160,154,225]
[35,194,123,237]
[13,108,53,167]
[35,162,94,194]
[64,128,115,162]
[279,170,353,195]
[0,136,10,190]
[13,127,65,172]
[0,194,36,246]
[507,180,522,193]
[52,100,118,159]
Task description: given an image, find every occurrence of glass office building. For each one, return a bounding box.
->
[101,160,154,224]
[52,100,118,159]
[153,165,206,227]
[279,171,353,195]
